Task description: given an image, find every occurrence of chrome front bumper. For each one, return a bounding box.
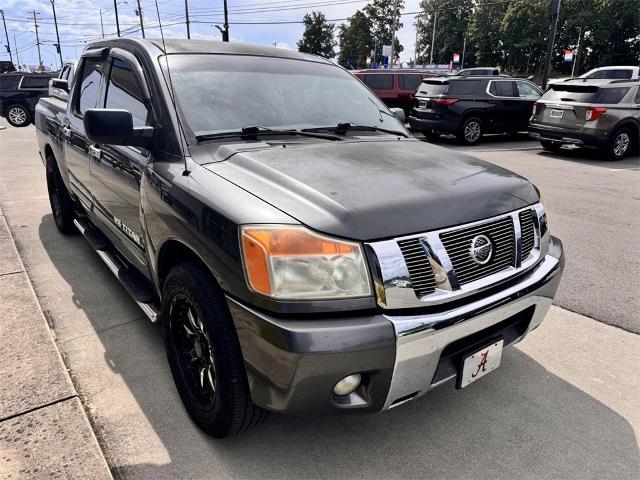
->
[382,236,564,410]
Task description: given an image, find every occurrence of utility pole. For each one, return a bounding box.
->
[135,0,145,38]
[185,0,190,39]
[222,0,229,42]
[389,0,398,68]
[14,33,19,66]
[99,10,105,38]
[429,9,437,66]
[114,0,121,37]
[542,0,561,90]
[29,10,43,69]
[0,10,12,63]
[414,14,419,67]
[50,0,63,68]
[461,37,466,69]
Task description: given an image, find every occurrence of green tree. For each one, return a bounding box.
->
[297,11,337,58]
[467,0,506,67]
[416,0,473,65]
[338,10,373,69]
[363,0,404,64]
[500,0,547,73]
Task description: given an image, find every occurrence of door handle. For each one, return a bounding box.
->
[62,126,71,138]
[89,145,102,160]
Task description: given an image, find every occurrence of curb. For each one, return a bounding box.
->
[0,211,114,479]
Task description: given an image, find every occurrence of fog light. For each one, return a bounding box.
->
[333,374,362,396]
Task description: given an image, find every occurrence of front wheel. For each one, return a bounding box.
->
[46,157,76,234]
[162,262,268,437]
[606,128,633,160]
[458,117,483,145]
[5,104,31,127]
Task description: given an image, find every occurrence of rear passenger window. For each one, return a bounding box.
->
[398,74,422,91]
[364,74,393,90]
[76,58,105,116]
[0,76,21,90]
[104,57,150,127]
[491,81,516,97]
[516,81,541,99]
[448,80,481,95]
[20,76,51,89]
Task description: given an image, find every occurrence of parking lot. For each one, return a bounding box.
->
[1,119,638,479]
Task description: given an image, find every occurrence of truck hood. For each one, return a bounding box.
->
[200,138,538,241]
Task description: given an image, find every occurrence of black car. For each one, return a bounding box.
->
[0,72,55,127]
[35,39,564,437]
[409,76,543,144]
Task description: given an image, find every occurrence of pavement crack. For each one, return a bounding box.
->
[0,270,24,277]
[0,394,78,423]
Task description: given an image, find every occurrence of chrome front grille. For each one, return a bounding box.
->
[440,216,516,285]
[373,203,548,308]
[397,238,436,297]
[519,209,535,259]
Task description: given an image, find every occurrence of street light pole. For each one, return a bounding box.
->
[429,9,437,66]
[14,33,19,66]
[389,0,398,69]
[542,0,561,90]
[99,10,105,38]
[0,10,12,63]
[222,0,229,42]
[50,1,63,68]
[114,0,121,37]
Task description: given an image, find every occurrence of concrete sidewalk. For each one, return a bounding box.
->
[0,206,112,479]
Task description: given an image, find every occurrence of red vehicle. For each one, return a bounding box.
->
[353,69,425,117]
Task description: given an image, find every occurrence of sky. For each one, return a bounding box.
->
[0,0,423,70]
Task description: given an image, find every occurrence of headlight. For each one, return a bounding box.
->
[240,225,372,300]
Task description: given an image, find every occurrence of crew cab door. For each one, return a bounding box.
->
[89,50,153,268]
[486,80,521,131]
[64,53,106,207]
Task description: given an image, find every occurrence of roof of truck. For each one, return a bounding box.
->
[85,37,331,64]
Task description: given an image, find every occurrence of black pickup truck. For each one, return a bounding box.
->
[35,38,564,438]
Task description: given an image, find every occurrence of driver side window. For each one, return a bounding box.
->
[104,57,151,128]
[76,58,105,117]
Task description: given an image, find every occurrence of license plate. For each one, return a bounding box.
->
[460,339,504,388]
[550,109,564,119]
[419,100,429,108]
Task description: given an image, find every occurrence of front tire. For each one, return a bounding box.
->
[422,130,441,142]
[606,128,633,160]
[5,104,31,127]
[458,117,483,145]
[162,262,268,437]
[46,156,76,234]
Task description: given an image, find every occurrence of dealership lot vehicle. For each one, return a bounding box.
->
[35,38,563,438]
[353,69,424,116]
[580,66,639,80]
[529,79,640,160]
[0,71,55,127]
[453,67,501,77]
[409,76,542,144]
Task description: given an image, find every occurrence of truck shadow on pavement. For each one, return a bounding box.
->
[37,214,639,480]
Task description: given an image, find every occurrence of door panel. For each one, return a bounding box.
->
[90,55,152,264]
[515,81,542,128]
[486,80,520,131]
[64,57,105,205]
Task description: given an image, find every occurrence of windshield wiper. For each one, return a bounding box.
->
[195,125,343,142]
[303,122,408,137]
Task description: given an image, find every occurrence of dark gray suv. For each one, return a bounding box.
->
[529,79,640,160]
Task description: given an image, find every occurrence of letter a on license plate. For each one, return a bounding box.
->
[460,339,504,388]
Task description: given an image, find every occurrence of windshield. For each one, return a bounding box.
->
[543,85,630,104]
[165,54,405,138]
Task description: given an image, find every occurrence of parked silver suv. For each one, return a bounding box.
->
[529,79,640,160]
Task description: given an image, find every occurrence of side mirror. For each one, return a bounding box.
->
[84,109,153,148]
[390,107,406,124]
[49,78,69,101]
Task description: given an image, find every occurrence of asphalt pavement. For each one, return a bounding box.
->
[0,120,638,479]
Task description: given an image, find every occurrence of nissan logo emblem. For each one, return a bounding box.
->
[469,235,493,265]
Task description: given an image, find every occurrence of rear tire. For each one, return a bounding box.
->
[458,117,483,145]
[5,104,30,127]
[162,262,268,437]
[605,127,633,161]
[46,156,76,234]
[540,140,563,153]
